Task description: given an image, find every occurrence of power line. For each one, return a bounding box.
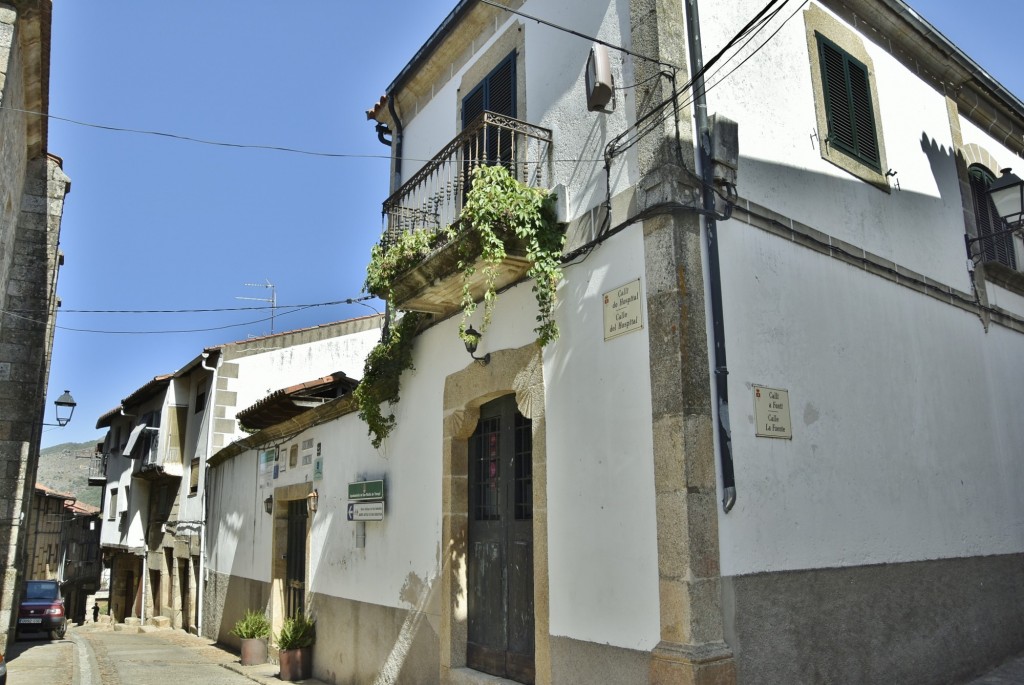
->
[480,0,675,69]
[0,297,380,335]
[7,296,378,315]
[0,106,397,160]
[0,106,609,164]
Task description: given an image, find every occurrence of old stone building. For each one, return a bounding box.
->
[24,484,101,624]
[0,0,70,651]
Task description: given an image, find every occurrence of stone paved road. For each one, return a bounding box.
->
[6,622,1021,685]
[4,630,74,683]
[69,624,256,685]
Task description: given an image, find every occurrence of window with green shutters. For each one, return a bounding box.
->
[817,34,880,170]
[969,165,1018,269]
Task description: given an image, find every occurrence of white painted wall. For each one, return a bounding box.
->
[717,223,1024,575]
[699,0,971,291]
[692,0,1024,576]
[211,0,1024,660]
[209,235,664,651]
[400,0,638,223]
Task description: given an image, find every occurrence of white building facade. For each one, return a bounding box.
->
[204,1,1024,684]
[96,317,382,631]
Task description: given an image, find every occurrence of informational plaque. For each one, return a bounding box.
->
[753,386,792,439]
[347,501,384,521]
[603,279,644,341]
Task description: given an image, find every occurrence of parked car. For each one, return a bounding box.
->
[0,650,7,684]
[17,579,66,640]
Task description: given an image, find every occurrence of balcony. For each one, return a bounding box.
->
[375,112,553,316]
[87,454,106,486]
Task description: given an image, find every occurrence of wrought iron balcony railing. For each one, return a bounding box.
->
[381,112,553,246]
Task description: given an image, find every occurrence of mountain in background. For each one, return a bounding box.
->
[37,440,103,509]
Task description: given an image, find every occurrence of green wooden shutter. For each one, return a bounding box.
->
[818,35,880,169]
[461,51,517,129]
[969,166,1017,268]
[462,52,517,177]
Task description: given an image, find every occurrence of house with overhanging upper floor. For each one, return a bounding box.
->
[203,1,1024,683]
[93,316,381,631]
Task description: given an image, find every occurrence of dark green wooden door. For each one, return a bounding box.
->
[286,499,307,618]
[467,395,534,684]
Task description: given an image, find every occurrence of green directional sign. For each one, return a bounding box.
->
[348,480,384,501]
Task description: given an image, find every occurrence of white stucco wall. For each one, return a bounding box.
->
[209,231,663,651]
[225,327,381,423]
[697,1,1024,576]
[210,0,1024,660]
[399,0,638,224]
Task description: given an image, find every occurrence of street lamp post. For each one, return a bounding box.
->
[43,390,77,427]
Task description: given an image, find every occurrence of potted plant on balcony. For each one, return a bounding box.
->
[230,609,271,666]
[276,613,316,681]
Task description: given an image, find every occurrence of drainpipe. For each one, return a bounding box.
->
[380,95,406,340]
[386,94,404,191]
[196,351,220,635]
[685,0,736,513]
[140,551,147,624]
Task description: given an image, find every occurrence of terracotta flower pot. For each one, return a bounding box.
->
[279,646,312,681]
[239,637,268,665]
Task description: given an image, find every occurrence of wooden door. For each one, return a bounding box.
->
[178,559,190,630]
[467,395,534,683]
[285,499,307,618]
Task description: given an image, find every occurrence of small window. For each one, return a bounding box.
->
[805,5,888,190]
[195,381,207,414]
[817,35,879,170]
[189,458,200,496]
[108,489,118,520]
[969,165,1018,269]
[462,51,517,179]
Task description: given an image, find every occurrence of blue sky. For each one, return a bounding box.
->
[40,0,1024,449]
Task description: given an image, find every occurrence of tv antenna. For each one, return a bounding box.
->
[237,279,277,334]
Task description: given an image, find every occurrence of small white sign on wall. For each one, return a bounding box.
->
[603,279,644,341]
[753,386,793,439]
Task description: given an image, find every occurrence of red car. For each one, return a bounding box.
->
[17,579,67,640]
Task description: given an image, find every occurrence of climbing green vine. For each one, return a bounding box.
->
[457,165,563,346]
[364,165,563,345]
[358,165,563,446]
[353,311,424,448]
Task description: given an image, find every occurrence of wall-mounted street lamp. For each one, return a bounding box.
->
[463,326,490,366]
[966,168,1024,259]
[263,495,274,515]
[989,168,1024,225]
[306,489,319,516]
[43,390,77,427]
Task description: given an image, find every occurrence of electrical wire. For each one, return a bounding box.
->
[480,0,675,69]
[0,298,379,335]
[0,106,611,165]
[607,0,790,158]
[8,295,378,315]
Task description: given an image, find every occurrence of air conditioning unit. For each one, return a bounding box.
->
[586,44,615,113]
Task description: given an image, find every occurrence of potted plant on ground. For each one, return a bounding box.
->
[276,613,316,681]
[230,609,271,666]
